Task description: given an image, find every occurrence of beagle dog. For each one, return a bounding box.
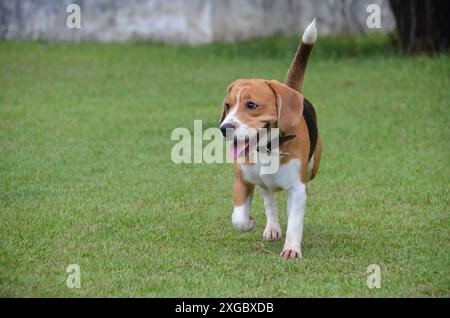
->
[219,20,322,260]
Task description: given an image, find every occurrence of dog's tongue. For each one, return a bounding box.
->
[230,140,249,160]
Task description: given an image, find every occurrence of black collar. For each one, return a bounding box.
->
[256,132,296,155]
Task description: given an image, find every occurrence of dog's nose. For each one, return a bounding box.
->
[220,123,235,137]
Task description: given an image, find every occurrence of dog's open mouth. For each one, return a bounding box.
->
[229,130,268,160]
[229,137,250,160]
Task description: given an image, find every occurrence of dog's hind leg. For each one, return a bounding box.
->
[310,136,322,180]
[260,187,282,241]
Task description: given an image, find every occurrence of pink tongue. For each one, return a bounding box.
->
[230,141,249,160]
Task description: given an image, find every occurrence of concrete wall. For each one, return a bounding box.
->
[0,0,395,44]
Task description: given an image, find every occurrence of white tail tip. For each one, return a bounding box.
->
[302,18,317,45]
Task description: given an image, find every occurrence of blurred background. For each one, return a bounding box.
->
[0,0,447,52]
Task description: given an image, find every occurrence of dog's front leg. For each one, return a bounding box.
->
[231,177,255,233]
[281,183,307,259]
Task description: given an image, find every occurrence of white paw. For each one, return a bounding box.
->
[280,246,302,260]
[232,215,256,233]
[263,225,282,241]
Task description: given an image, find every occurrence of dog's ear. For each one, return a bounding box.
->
[265,80,303,132]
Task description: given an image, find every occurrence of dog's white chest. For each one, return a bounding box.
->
[240,159,301,191]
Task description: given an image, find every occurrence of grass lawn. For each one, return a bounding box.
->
[0,36,449,297]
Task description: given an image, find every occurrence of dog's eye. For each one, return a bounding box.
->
[225,103,230,109]
[246,102,257,109]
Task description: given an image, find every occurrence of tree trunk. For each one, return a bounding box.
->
[389,0,449,53]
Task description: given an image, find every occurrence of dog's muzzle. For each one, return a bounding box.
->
[220,123,235,137]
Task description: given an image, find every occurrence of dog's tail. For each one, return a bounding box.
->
[285,19,317,93]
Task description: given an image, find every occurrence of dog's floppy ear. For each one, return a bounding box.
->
[265,80,303,132]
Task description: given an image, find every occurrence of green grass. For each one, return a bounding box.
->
[0,35,449,297]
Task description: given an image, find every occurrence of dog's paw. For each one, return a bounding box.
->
[280,248,302,260]
[232,216,256,233]
[263,225,282,241]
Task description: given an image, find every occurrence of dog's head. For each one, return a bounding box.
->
[219,79,303,159]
